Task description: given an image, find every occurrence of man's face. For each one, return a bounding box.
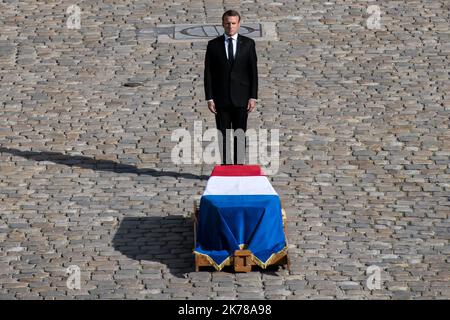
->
[222,15,240,36]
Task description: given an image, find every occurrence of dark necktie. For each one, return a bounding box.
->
[227,38,234,64]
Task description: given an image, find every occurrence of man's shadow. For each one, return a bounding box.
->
[112,216,195,277]
[0,147,209,180]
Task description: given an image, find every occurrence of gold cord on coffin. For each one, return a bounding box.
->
[249,245,288,269]
[193,250,232,271]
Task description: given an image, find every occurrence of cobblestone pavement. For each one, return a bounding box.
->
[1,0,449,300]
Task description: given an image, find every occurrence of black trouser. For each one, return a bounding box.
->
[215,107,248,165]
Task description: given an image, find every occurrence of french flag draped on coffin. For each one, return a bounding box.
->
[194,165,287,270]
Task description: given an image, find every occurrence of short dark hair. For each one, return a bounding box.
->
[222,10,241,22]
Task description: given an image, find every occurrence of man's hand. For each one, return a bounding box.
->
[207,100,216,114]
[247,98,256,112]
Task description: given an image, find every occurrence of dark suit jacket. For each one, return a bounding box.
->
[204,34,258,108]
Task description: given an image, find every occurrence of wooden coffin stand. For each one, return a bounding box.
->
[192,201,290,272]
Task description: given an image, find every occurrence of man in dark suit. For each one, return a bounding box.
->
[204,10,258,164]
